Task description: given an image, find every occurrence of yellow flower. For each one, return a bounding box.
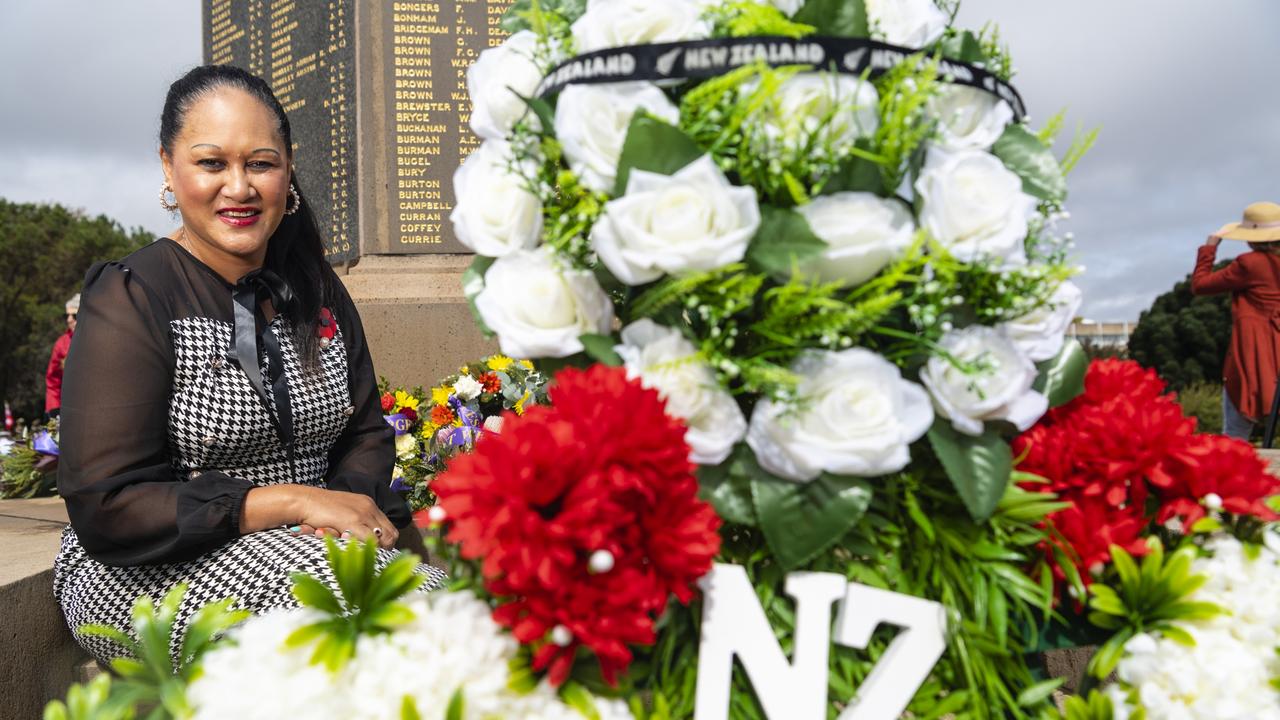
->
[514,390,531,416]
[394,390,420,412]
[420,421,439,439]
[430,386,452,406]
[519,359,534,370]
[487,354,515,371]
[459,365,470,375]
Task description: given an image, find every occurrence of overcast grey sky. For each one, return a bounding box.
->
[1,2,1274,321]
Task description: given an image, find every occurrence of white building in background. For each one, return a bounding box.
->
[1068,319,1134,349]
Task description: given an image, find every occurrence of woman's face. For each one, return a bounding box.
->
[160,86,291,270]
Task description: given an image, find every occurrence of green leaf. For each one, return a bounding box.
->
[517,92,556,137]
[696,444,759,526]
[820,148,884,196]
[462,255,496,337]
[501,0,588,33]
[937,30,986,64]
[792,0,867,37]
[1015,677,1065,708]
[927,421,1013,522]
[613,113,704,196]
[401,695,424,720]
[579,334,623,366]
[291,574,343,615]
[1032,339,1087,408]
[751,470,874,570]
[445,688,466,720]
[992,123,1068,204]
[559,682,603,720]
[745,205,828,280]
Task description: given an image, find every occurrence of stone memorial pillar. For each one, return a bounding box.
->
[203,0,510,387]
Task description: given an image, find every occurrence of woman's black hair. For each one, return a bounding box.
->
[160,64,341,367]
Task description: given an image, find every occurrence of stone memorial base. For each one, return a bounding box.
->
[339,255,495,390]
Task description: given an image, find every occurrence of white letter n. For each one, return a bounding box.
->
[694,563,846,720]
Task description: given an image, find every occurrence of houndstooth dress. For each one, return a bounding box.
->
[53,239,444,665]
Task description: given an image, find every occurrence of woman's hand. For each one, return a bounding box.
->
[296,488,399,548]
[1207,234,1223,247]
[243,485,399,549]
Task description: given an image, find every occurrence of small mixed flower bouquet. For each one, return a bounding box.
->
[379,354,548,512]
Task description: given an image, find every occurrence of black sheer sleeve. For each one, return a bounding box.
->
[323,274,410,528]
[58,263,254,566]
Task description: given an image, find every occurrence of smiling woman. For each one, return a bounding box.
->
[51,65,445,666]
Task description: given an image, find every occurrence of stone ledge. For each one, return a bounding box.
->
[0,497,86,720]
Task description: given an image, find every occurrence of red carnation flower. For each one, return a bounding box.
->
[478,372,501,394]
[433,364,721,686]
[380,392,396,413]
[1043,493,1150,597]
[431,405,456,426]
[1151,433,1280,527]
[400,406,419,424]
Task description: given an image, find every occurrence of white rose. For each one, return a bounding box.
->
[467,31,546,141]
[752,73,879,154]
[864,0,948,48]
[920,325,1047,436]
[450,140,542,257]
[795,192,915,286]
[915,148,1038,268]
[395,432,418,460]
[571,0,709,52]
[746,349,934,482]
[474,247,614,358]
[453,375,483,401]
[554,82,680,193]
[615,319,747,465]
[1002,280,1083,361]
[928,84,1014,151]
[592,155,760,285]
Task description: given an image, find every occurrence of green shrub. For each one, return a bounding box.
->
[1176,382,1223,435]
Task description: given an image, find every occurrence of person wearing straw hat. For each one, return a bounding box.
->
[43,293,80,419]
[1191,202,1280,440]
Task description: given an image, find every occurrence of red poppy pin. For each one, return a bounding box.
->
[318,307,337,348]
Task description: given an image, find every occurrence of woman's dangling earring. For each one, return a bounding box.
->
[159,182,179,212]
[284,183,301,215]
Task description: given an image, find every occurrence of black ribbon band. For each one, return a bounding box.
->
[536,35,1026,120]
[230,269,297,470]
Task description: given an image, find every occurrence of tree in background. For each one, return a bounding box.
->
[1127,265,1232,391]
[1,199,150,423]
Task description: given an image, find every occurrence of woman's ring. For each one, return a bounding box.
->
[373,527,382,537]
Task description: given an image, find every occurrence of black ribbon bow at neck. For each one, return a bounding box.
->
[230,268,298,474]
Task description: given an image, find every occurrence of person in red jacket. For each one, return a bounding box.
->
[1190,202,1280,439]
[44,293,79,418]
